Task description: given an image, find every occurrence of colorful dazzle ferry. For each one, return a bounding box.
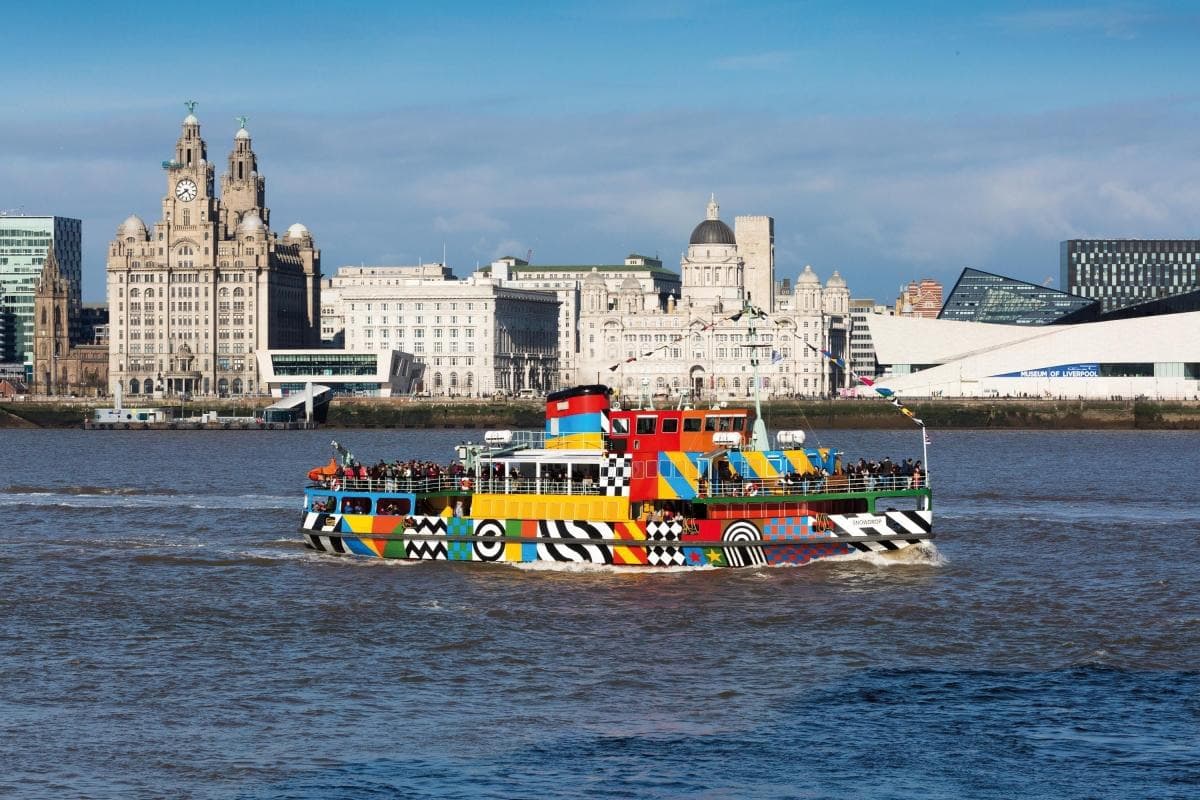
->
[300,385,933,568]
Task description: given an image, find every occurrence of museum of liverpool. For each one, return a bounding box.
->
[867,268,1200,400]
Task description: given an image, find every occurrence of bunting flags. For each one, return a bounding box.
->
[801,340,925,428]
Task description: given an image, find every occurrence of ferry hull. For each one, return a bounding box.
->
[299,509,932,568]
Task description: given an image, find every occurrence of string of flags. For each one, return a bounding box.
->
[799,340,925,427]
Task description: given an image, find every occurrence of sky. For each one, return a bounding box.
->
[3,0,1200,302]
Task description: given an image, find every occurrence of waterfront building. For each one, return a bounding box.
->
[848,299,891,380]
[1060,238,1200,313]
[939,268,1100,325]
[334,266,559,397]
[473,254,682,388]
[255,349,422,397]
[32,248,109,395]
[867,311,1200,400]
[0,215,82,375]
[896,278,943,318]
[106,107,321,398]
[575,197,849,398]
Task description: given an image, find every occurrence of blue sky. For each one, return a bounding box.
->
[3,0,1199,301]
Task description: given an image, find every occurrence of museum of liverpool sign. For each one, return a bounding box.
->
[991,363,1101,379]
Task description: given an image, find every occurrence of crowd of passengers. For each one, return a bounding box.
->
[702,456,924,496]
[319,459,468,490]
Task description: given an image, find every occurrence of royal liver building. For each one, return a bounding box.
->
[576,197,849,398]
[107,106,321,398]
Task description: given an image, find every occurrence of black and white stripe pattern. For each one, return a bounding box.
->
[305,533,347,554]
[722,520,767,567]
[536,520,612,564]
[826,510,933,552]
[303,512,342,533]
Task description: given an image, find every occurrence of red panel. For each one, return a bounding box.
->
[545,393,610,418]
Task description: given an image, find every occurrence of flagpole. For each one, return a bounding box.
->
[922,426,929,483]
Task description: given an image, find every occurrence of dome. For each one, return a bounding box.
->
[235,127,250,140]
[796,265,820,285]
[620,275,641,292]
[236,212,264,233]
[826,270,846,288]
[119,214,149,240]
[286,222,309,239]
[582,267,605,287]
[689,218,736,246]
[184,113,199,125]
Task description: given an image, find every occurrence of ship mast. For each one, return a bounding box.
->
[743,299,770,451]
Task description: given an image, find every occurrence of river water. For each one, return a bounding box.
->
[1,428,1197,799]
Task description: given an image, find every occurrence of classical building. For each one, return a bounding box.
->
[0,215,82,375]
[106,106,321,398]
[472,254,682,387]
[1060,238,1200,313]
[32,247,109,396]
[333,266,559,396]
[576,197,850,398]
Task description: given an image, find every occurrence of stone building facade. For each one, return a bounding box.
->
[106,108,321,398]
[32,247,109,396]
[334,267,559,397]
[576,197,850,398]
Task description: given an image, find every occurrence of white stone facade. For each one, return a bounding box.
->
[576,197,851,399]
[334,268,559,397]
[106,110,321,398]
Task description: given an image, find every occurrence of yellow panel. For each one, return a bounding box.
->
[343,514,373,533]
[471,493,631,521]
[504,541,523,562]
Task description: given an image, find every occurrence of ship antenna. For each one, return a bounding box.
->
[744,298,770,450]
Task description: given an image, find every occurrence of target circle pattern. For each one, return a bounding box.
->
[722,520,767,567]
[473,519,505,561]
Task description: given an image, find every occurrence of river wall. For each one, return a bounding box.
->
[3,397,1200,430]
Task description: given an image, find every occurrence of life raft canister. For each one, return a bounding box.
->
[460,477,473,491]
[746,482,760,496]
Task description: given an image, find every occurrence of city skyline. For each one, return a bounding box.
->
[4,0,1200,302]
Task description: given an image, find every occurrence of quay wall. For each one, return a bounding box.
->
[3,397,1200,430]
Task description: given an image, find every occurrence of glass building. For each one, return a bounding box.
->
[0,216,83,372]
[938,268,1100,325]
[1060,239,1200,313]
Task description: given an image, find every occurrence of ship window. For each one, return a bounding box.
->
[733,417,746,431]
[377,497,411,516]
[310,495,336,512]
[704,416,717,432]
[684,418,702,432]
[718,417,733,432]
[612,418,629,436]
[661,418,679,433]
[636,416,657,435]
[340,496,371,514]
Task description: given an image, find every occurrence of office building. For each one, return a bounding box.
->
[1060,239,1200,313]
[0,215,82,375]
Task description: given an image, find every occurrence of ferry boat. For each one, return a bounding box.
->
[299,385,934,568]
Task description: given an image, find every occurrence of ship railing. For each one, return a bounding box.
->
[309,473,928,498]
[701,474,928,499]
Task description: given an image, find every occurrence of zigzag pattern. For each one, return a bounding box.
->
[405,539,449,560]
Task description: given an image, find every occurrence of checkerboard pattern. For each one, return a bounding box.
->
[600,454,633,496]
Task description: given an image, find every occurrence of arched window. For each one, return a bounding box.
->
[433,372,443,389]
[130,288,140,298]
[219,288,229,297]
[449,372,458,388]
[231,378,243,395]
[143,378,154,394]
[465,373,474,390]
[145,288,155,299]
[129,379,140,394]
[717,377,727,389]
[733,377,741,389]
[217,378,229,396]
[233,288,245,297]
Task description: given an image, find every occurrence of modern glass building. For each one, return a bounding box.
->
[939,268,1100,325]
[255,349,424,397]
[1060,239,1200,313]
[0,216,83,372]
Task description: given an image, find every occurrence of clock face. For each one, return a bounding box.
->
[175,178,198,202]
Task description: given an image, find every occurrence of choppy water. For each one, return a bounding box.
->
[1,428,1198,799]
